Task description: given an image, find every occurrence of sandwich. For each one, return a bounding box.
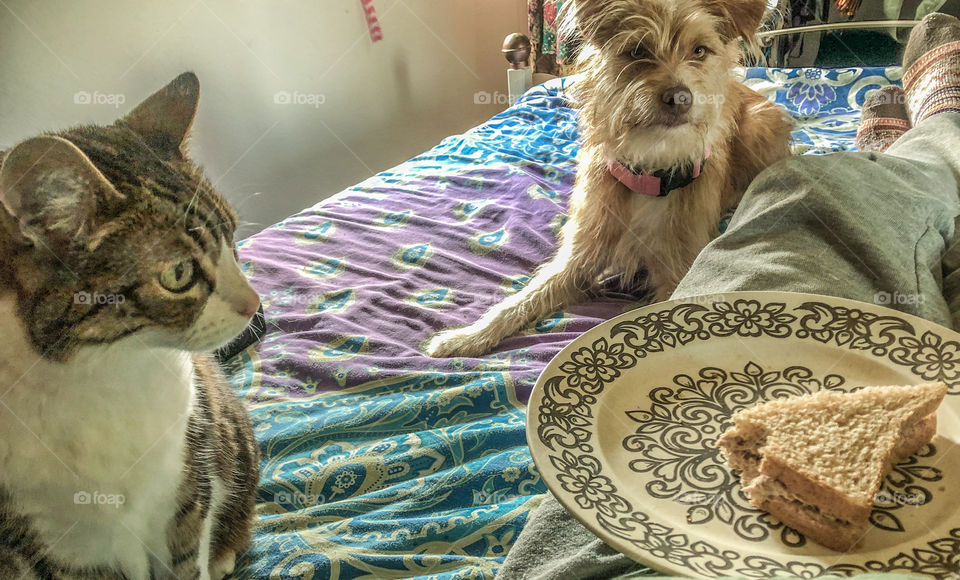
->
[716,382,947,551]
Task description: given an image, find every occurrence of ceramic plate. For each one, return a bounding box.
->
[528,292,960,578]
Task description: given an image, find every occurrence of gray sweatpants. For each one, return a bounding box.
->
[496,113,960,580]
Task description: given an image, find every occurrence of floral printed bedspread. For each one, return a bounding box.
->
[225,67,900,579]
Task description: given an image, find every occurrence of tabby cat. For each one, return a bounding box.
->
[0,72,260,579]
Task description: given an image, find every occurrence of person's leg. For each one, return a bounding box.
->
[903,13,960,126]
[495,494,652,580]
[674,113,960,323]
[902,12,960,330]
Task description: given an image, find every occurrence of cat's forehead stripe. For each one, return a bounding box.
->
[59,131,237,239]
[186,224,213,254]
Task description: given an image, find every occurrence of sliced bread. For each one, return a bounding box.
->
[716,382,947,551]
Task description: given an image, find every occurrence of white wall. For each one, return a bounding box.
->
[0,0,528,236]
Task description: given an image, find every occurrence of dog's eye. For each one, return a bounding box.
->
[693,46,709,59]
[627,45,650,60]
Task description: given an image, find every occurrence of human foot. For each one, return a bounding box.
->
[903,13,960,125]
[856,86,911,152]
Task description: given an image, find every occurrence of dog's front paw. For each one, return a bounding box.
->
[424,327,496,358]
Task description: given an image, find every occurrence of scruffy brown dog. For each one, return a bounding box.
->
[426,0,793,358]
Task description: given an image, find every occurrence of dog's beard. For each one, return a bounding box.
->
[579,83,722,171]
[617,119,709,171]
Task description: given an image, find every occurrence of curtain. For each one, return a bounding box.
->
[528,0,579,75]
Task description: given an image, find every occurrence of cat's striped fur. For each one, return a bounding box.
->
[0,73,260,579]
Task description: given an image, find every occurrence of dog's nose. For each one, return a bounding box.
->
[661,86,693,115]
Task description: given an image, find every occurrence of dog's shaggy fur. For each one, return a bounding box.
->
[425,0,793,358]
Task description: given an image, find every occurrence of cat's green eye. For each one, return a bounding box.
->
[159,260,196,293]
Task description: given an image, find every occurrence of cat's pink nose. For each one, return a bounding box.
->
[233,287,260,319]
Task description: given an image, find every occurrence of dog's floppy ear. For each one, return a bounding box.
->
[702,0,766,44]
[569,0,622,47]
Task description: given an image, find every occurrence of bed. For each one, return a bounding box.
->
[224,66,900,579]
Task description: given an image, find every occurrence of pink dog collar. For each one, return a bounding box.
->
[609,146,712,197]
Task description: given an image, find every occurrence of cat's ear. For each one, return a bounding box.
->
[0,135,123,247]
[120,71,200,157]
